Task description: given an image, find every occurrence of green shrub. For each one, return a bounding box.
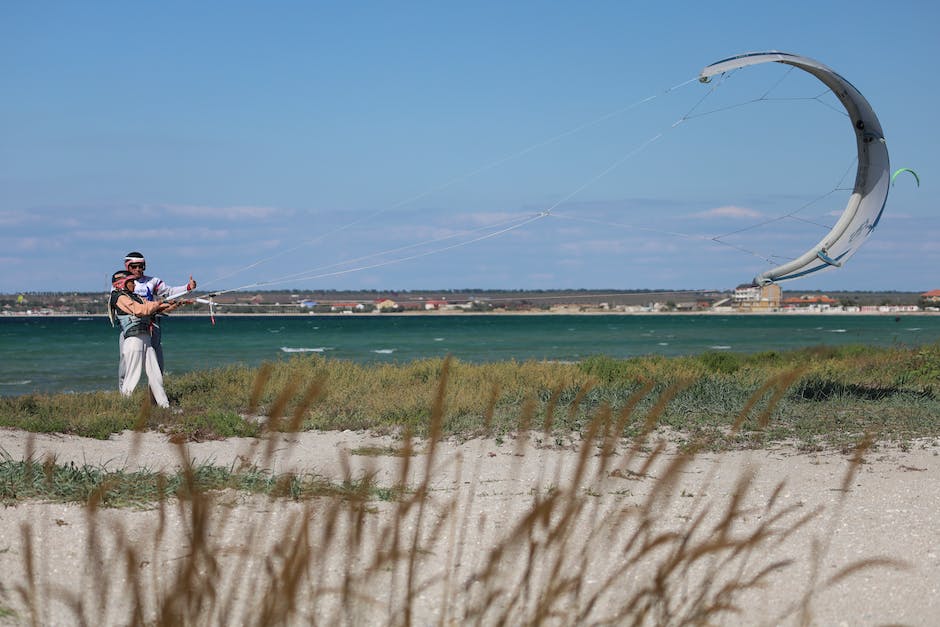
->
[698,351,742,374]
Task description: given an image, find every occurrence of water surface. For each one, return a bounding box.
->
[2,314,937,395]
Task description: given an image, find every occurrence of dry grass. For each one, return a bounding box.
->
[0,357,906,625]
[4,343,939,449]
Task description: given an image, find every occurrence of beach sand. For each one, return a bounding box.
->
[1,427,938,625]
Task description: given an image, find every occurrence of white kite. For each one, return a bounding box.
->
[700,52,890,286]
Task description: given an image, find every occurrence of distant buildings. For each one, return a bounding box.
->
[2,288,936,316]
[423,299,449,311]
[727,286,940,313]
[922,289,940,305]
[781,294,839,311]
[732,284,781,312]
[374,298,399,312]
[331,302,367,312]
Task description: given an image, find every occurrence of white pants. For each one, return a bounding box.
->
[120,333,169,408]
[119,322,163,388]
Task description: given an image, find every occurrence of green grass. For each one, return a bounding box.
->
[1,343,938,449]
[350,445,417,457]
[0,455,401,507]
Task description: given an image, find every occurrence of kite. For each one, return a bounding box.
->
[891,167,919,187]
[700,52,890,286]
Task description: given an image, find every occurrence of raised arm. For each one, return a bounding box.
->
[154,275,198,300]
[116,294,166,317]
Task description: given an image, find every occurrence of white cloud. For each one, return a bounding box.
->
[879,210,917,220]
[71,227,236,242]
[554,225,590,237]
[556,234,689,256]
[869,236,940,255]
[559,239,627,255]
[692,205,762,219]
[0,210,33,227]
[163,204,290,220]
[1,237,43,252]
[527,272,556,282]
[381,224,462,242]
[447,211,523,227]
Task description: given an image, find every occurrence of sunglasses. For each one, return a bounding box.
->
[128,263,145,269]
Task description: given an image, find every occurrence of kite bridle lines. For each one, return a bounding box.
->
[196,51,881,298]
[198,77,703,296]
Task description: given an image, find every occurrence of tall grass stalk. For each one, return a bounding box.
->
[0,357,907,624]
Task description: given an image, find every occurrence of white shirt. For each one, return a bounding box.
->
[132,274,190,302]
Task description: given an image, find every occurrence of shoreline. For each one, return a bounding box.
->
[3,309,939,318]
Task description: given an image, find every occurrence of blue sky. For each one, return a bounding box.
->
[2,1,936,294]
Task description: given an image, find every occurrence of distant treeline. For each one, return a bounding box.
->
[1,288,929,315]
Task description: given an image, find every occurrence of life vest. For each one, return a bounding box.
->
[109,290,152,338]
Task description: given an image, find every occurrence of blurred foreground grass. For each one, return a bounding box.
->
[0,353,914,625]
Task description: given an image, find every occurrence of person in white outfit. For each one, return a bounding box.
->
[117,251,196,389]
[109,270,181,408]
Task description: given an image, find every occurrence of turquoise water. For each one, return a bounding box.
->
[2,314,939,396]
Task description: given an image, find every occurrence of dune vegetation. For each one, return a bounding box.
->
[3,346,931,623]
[2,343,938,450]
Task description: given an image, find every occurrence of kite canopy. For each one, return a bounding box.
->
[700,52,890,286]
[891,167,919,187]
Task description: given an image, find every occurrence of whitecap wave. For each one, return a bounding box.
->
[710,345,732,350]
[373,349,395,354]
[280,347,331,353]
[0,380,32,386]
[827,329,847,333]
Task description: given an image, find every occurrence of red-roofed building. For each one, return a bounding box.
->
[374,298,399,311]
[921,289,940,303]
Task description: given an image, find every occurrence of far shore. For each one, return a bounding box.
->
[3,309,939,319]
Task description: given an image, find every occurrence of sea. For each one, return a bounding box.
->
[2,313,939,397]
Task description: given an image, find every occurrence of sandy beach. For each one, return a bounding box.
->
[1,427,938,625]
